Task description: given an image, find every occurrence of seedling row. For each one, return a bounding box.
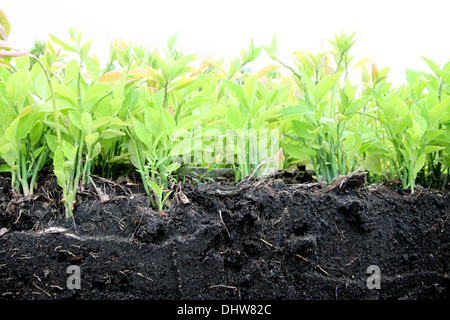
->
[1,26,449,217]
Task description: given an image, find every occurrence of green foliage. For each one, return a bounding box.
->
[1,24,448,219]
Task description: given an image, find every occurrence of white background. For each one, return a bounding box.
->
[2,0,449,85]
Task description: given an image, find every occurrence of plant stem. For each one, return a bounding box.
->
[125,126,151,196]
[29,149,48,194]
[31,56,61,144]
[19,149,30,196]
[163,83,169,109]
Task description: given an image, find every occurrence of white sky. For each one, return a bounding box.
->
[2,0,449,85]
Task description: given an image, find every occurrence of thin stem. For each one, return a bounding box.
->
[20,149,30,196]
[29,149,48,195]
[125,126,151,196]
[163,83,169,109]
[31,56,61,144]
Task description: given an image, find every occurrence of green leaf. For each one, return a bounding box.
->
[14,56,30,73]
[395,96,409,118]
[2,116,18,143]
[144,107,162,136]
[81,112,93,133]
[175,115,203,130]
[226,104,244,130]
[363,153,382,175]
[171,53,197,79]
[161,190,173,204]
[54,169,67,188]
[6,66,31,110]
[45,134,58,153]
[147,180,162,196]
[102,129,125,139]
[49,34,78,53]
[53,145,65,170]
[109,98,124,116]
[412,113,427,139]
[279,99,315,119]
[91,142,102,158]
[68,110,83,131]
[85,132,99,146]
[166,162,181,174]
[53,83,78,107]
[132,116,151,145]
[0,164,12,173]
[314,73,341,105]
[156,55,170,83]
[161,108,176,135]
[85,56,101,82]
[282,142,316,160]
[61,140,74,159]
[343,78,355,101]
[32,146,44,159]
[169,77,196,90]
[112,75,126,100]
[223,80,248,111]
[80,41,91,62]
[255,64,280,79]
[390,118,408,136]
[422,145,445,154]
[92,116,112,131]
[338,88,348,111]
[352,58,375,70]
[86,83,113,105]
[16,105,37,141]
[167,32,178,52]
[65,59,79,82]
[412,153,427,178]
[422,57,441,78]
[431,97,450,127]
[29,120,43,146]
[32,70,50,101]
[243,75,257,107]
[38,100,76,113]
[292,120,313,139]
[248,100,266,120]
[0,9,11,39]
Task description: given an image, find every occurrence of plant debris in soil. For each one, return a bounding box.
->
[0,172,448,300]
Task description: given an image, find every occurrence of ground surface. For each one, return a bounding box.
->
[0,172,448,300]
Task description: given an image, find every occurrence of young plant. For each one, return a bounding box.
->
[145,160,180,212]
[49,29,129,217]
[416,58,450,189]
[0,24,59,197]
[126,87,197,207]
[371,87,448,192]
[222,73,283,181]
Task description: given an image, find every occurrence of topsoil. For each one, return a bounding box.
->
[0,170,448,300]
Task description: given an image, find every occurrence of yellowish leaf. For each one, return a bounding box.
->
[306,53,317,67]
[293,51,307,59]
[170,77,196,90]
[116,38,127,51]
[99,71,123,83]
[213,70,226,80]
[352,57,375,69]
[129,68,153,79]
[372,64,378,82]
[255,64,280,79]
[205,59,227,77]
[146,66,164,85]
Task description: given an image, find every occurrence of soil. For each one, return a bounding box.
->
[0,169,448,300]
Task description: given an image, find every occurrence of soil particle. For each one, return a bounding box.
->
[0,175,448,299]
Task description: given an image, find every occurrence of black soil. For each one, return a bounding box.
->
[0,173,448,300]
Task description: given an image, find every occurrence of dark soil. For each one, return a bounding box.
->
[0,171,448,300]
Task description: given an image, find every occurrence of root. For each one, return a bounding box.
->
[322,168,367,192]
